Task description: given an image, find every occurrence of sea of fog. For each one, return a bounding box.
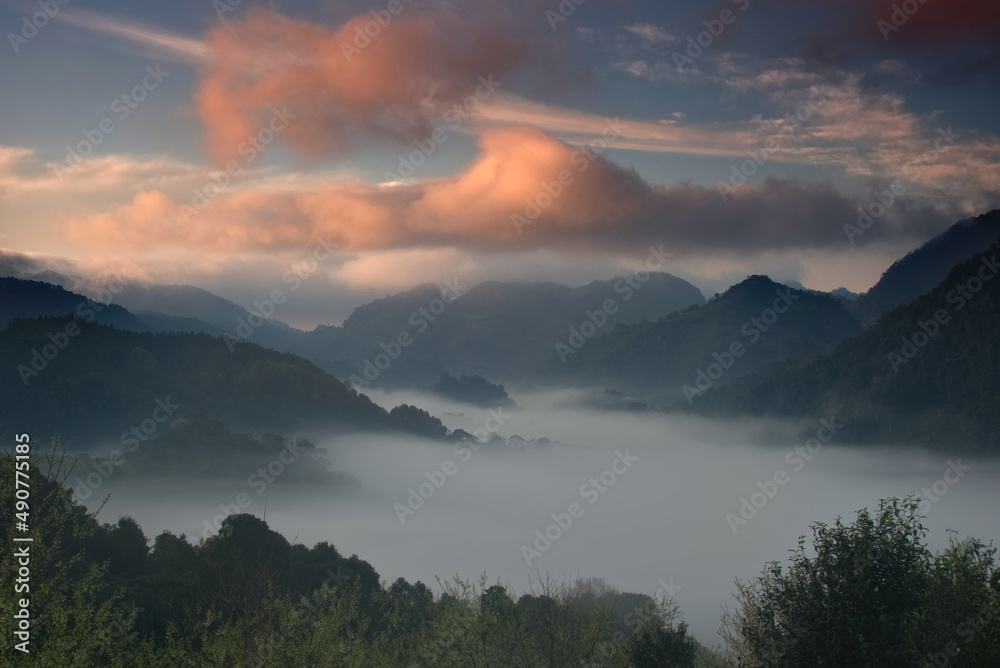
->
[95,389,1000,647]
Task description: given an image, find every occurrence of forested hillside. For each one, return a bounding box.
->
[0,318,449,448]
[539,276,859,400]
[853,209,1000,324]
[690,243,1000,449]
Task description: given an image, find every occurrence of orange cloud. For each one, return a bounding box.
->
[66,125,954,256]
[195,8,527,163]
[66,126,644,251]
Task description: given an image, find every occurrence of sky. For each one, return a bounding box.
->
[2,0,1000,327]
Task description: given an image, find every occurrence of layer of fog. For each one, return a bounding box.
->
[96,388,1000,647]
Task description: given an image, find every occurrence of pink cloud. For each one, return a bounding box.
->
[66,125,947,256]
[195,8,527,163]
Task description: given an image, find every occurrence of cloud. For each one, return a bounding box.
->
[194,8,528,163]
[715,56,824,92]
[476,66,1000,214]
[0,147,204,199]
[762,73,1000,209]
[624,23,676,44]
[612,59,685,83]
[53,8,210,64]
[875,59,914,78]
[63,125,953,257]
[45,7,999,202]
[636,56,1000,210]
[476,93,759,157]
[333,248,474,290]
[21,8,997,267]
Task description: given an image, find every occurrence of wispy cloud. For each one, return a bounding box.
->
[0,146,205,198]
[53,8,209,64]
[475,94,759,158]
[624,23,676,44]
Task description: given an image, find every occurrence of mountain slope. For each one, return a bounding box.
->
[114,282,303,351]
[538,276,861,401]
[854,209,1000,324]
[691,243,1000,449]
[0,277,148,331]
[291,274,705,386]
[0,317,447,448]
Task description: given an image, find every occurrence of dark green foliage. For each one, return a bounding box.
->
[0,317,451,448]
[721,498,1000,667]
[628,620,698,667]
[388,404,450,439]
[0,443,136,665]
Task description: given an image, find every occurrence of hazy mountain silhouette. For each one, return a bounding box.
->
[537,276,860,402]
[292,274,705,386]
[0,277,148,331]
[0,317,451,449]
[854,209,1000,324]
[114,282,302,351]
[691,241,1000,449]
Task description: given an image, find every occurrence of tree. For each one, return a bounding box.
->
[627,619,697,668]
[0,439,140,665]
[720,498,1000,667]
